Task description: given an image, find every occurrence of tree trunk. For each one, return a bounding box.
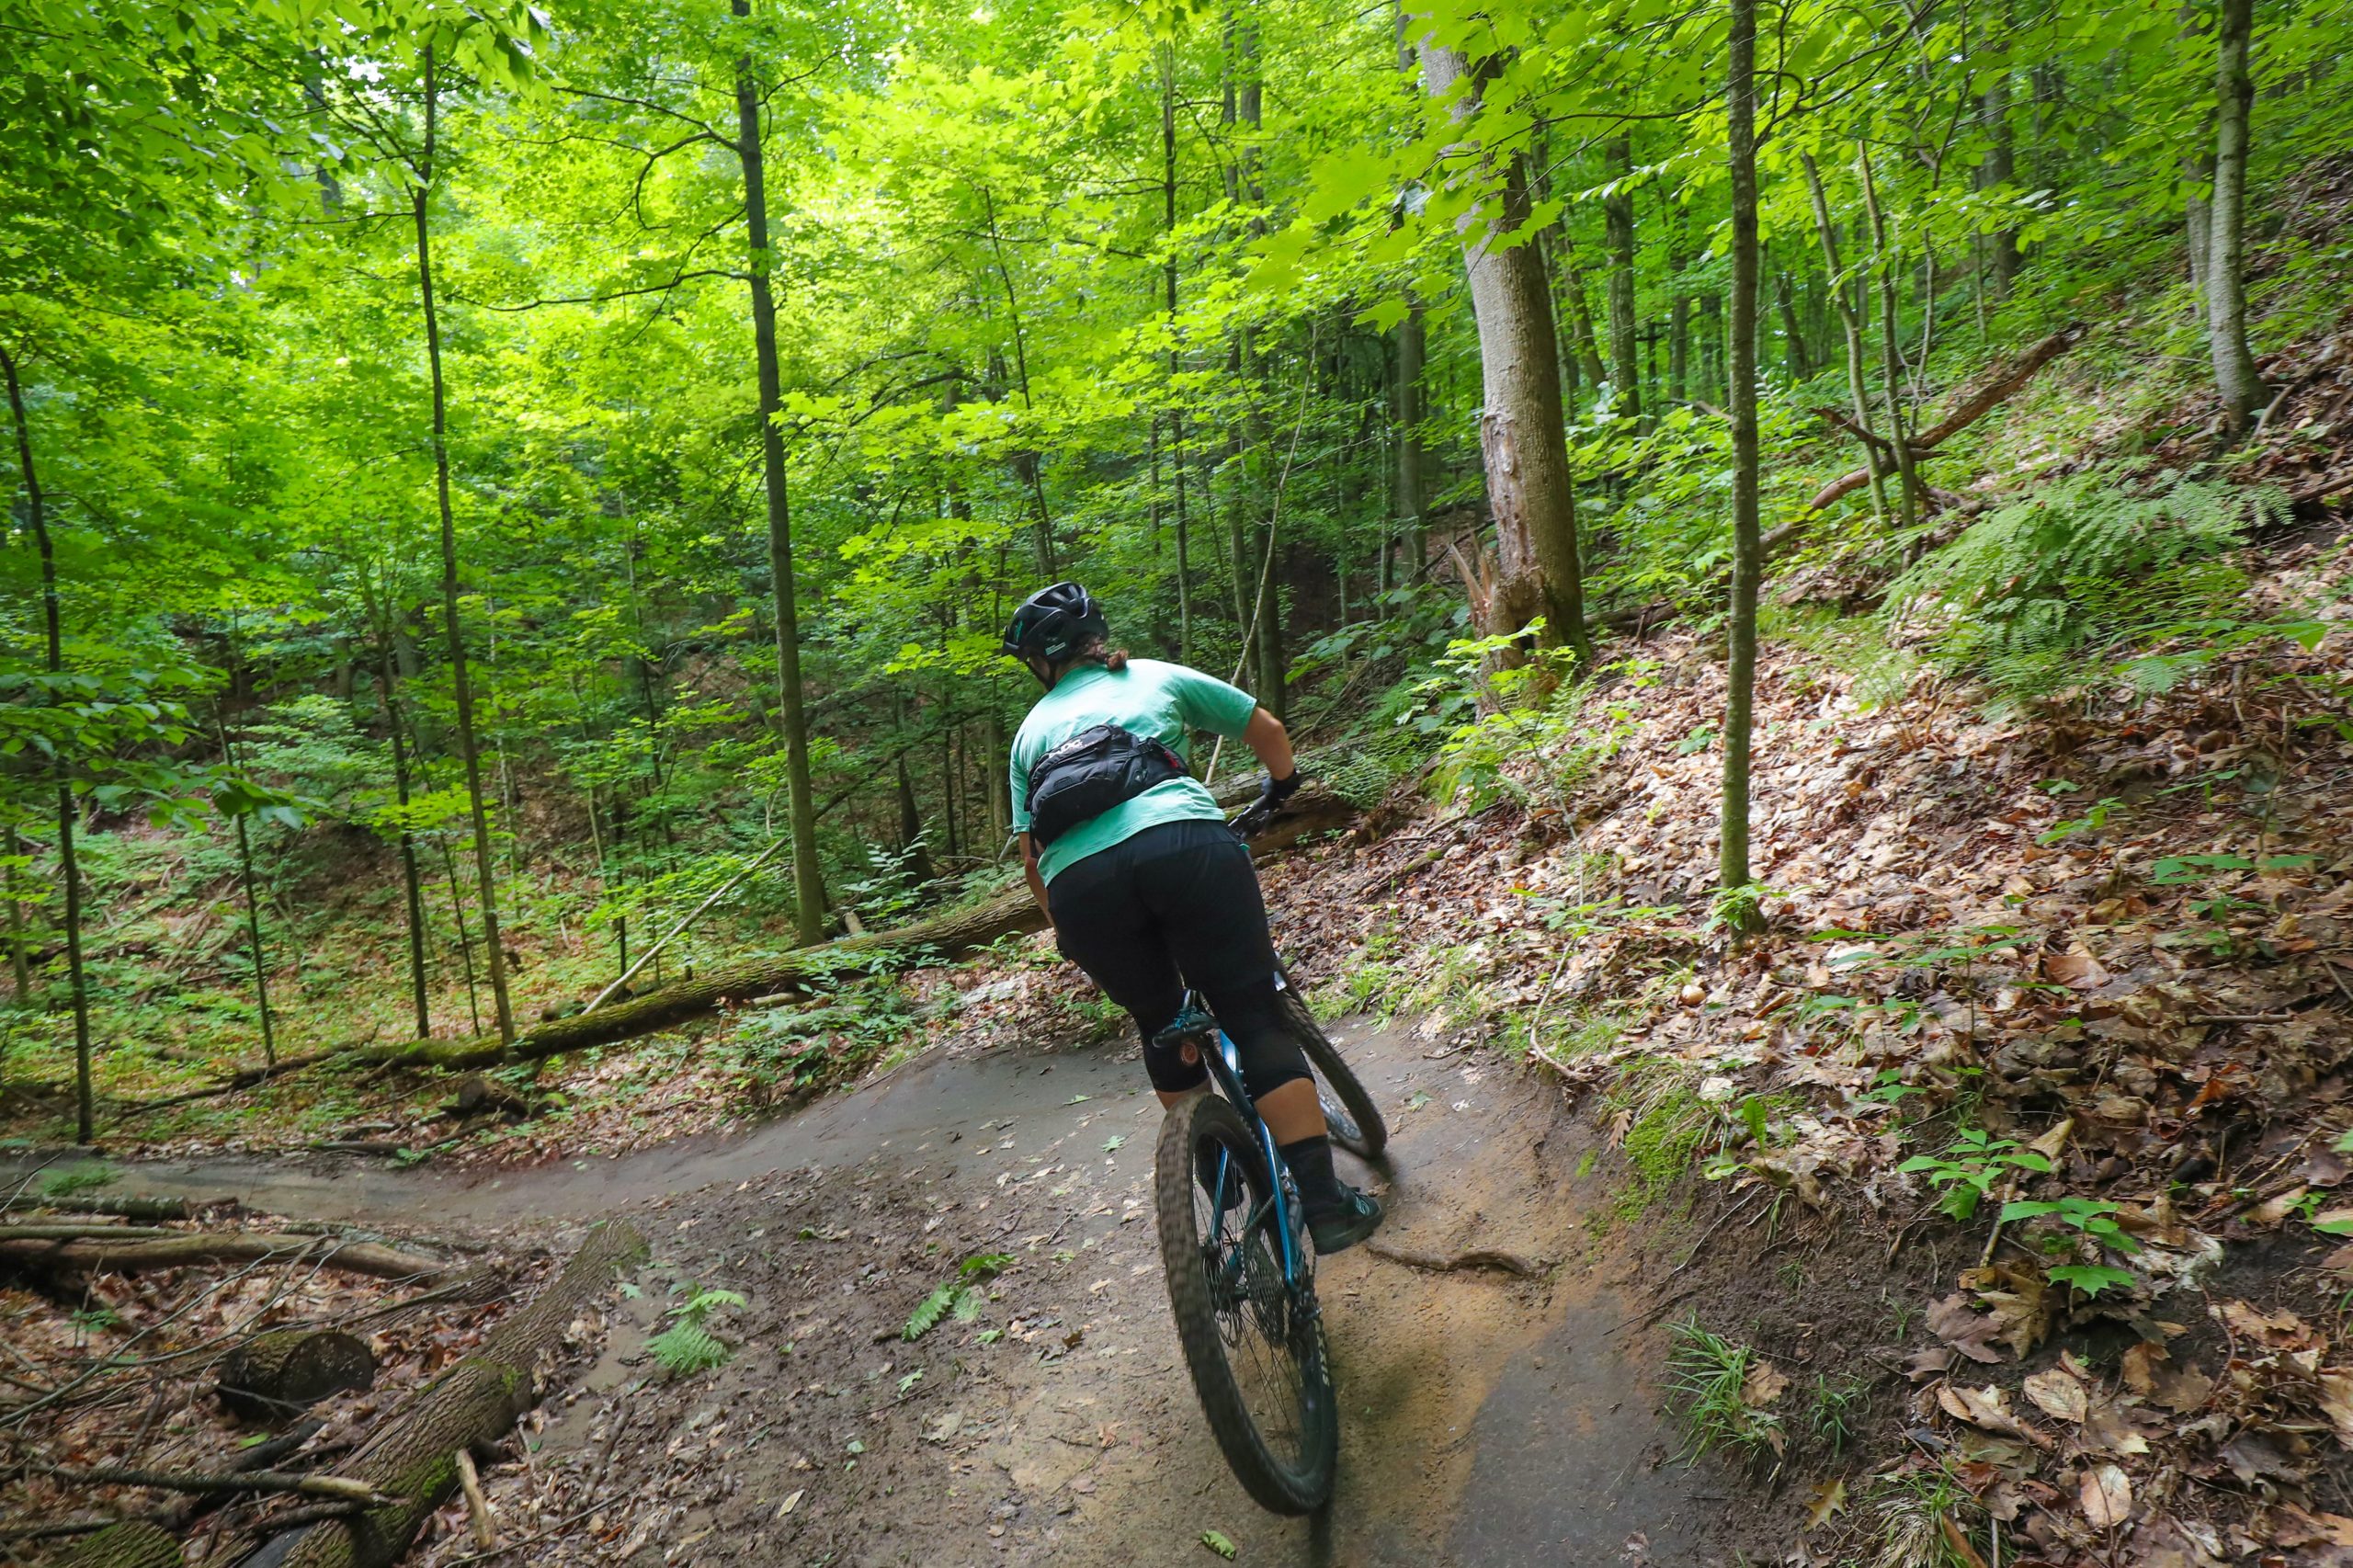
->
[217,1329,376,1424]
[1856,142,1923,529]
[412,56,515,1044]
[220,722,278,1069]
[1,341,95,1142]
[1603,136,1642,425]
[1161,41,1194,664]
[1721,0,1762,926]
[1800,153,1893,526]
[0,1232,449,1279]
[266,1223,645,1568]
[366,615,432,1040]
[1979,64,2018,295]
[1418,41,1596,667]
[60,1523,183,1568]
[2206,0,2264,435]
[735,0,829,945]
[1774,269,1813,381]
[5,824,29,1006]
[1392,301,1428,584]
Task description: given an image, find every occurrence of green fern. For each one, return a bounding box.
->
[1881,465,2276,707]
[648,1319,731,1376]
[647,1286,746,1377]
[904,1253,1014,1341]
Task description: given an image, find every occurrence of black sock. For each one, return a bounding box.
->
[1280,1134,1344,1213]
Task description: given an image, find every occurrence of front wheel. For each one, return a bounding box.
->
[1154,1092,1336,1515]
[1275,969,1389,1162]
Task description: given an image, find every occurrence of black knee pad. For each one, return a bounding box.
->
[1141,1018,1211,1093]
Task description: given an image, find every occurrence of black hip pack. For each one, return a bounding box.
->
[1026,723,1188,847]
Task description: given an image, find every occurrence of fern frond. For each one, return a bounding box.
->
[648,1321,731,1376]
[904,1285,958,1341]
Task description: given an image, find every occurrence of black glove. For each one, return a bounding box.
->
[1233,767,1302,836]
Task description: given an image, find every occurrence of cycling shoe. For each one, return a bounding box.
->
[1307,1186,1384,1256]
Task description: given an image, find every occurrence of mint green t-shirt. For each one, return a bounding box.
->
[1010,658,1258,884]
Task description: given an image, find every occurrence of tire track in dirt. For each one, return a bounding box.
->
[29,1026,1742,1564]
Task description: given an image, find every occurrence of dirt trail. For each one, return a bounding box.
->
[22,1027,1744,1565]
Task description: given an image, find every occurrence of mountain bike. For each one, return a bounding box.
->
[1152,987,1379,1514]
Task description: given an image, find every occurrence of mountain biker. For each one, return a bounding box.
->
[1003,581,1384,1255]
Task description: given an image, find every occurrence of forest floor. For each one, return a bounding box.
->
[5,517,2353,1565]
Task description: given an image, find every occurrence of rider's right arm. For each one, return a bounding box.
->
[1021,832,1052,930]
[1240,706,1296,783]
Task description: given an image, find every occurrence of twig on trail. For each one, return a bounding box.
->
[435,1483,656,1567]
[42,1463,402,1506]
[2188,1011,2293,1024]
[1523,949,1576,1062]
[1664,1189,1768,1280]
[1606,1283,1706,1338]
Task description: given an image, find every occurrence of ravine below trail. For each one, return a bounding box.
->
[42,1020,1754,1566]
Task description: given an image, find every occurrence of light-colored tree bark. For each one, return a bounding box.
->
[1417,40,1596,667]
[1801,153,1893,527]
[2205,0,2265,435]
[1603,134,1643,425]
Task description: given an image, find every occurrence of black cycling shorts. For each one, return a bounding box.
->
[1045,818,1311,1097]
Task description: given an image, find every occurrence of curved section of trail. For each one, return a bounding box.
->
[25,1026,1739,1565]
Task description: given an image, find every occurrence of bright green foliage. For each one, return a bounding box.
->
[1666,1318,1785,1465]
[903,1251,1013,1341]
[647,1286,748,1376]
[1896,1131,2051,1222]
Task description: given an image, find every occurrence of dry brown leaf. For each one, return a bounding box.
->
[1938,1382,2054,1449]
[2273,1504,2353,1548]
[2120,1340,2167,1396]
[2023,1367,2089,1423]
[2026,1117,2076,1163]
[2220,1299,2312,1348]
[2046,949,2111,989]
[2079,1462,2132,1529]
[2316,1369,2353,1447]
[2082,1392,2154,1457]
[1928,1293,2005,1365]
[1742,1358,1790,1409]
[1803,1476,1847,1531]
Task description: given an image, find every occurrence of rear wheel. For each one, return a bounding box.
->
[1154,1091,1336,1515]
[1275,969,1388,1162]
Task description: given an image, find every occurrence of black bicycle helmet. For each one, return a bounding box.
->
[1001,581,1108,663]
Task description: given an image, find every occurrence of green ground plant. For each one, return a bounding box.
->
[1665,1318,1785,1465]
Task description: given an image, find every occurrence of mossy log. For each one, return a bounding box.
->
[370,785,1358,1074]
[217,1331,376,1424]
[58,1522,184,1568]
[0,1194,193,1222]
[0,1233,448,1281]
[255,1221,646,1568]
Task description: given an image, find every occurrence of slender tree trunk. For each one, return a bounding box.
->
[1856,142,1922,529]
[983,713,1010,846]
[437,835,483,1035]
[1721,0,1762,926]
[1393,302,1428,585]
[5,824,29,1006]
[1979,64,2018,296]
[2,343,95,1139]
[1160,42,1195,664]
[221,725,277,1067]
[413,53,515,1042]
[1801,153,1893,526]
[2206,0,2264,435]
[368,618,432,1040]
[1774,269,1813,380]
[735,0,828,944]
[1417,40,1596,667]
[1603,135,1642,426]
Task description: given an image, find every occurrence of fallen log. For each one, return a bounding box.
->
[0,1232,449,1281]
[0,1224,176,1243]
[0,1194,194,1222]
[60,1521,183,1568]
[254,1221,646,1568]
[366,785,1358,1074]
[218,1330,376,1424]
[44,1465,397,1507]
[116,1048,355,1119]
[1803,322,2088,513]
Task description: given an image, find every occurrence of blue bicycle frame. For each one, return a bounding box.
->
[1159,994,1308,1291]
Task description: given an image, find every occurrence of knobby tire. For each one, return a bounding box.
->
[1154,1092,1337,1515]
